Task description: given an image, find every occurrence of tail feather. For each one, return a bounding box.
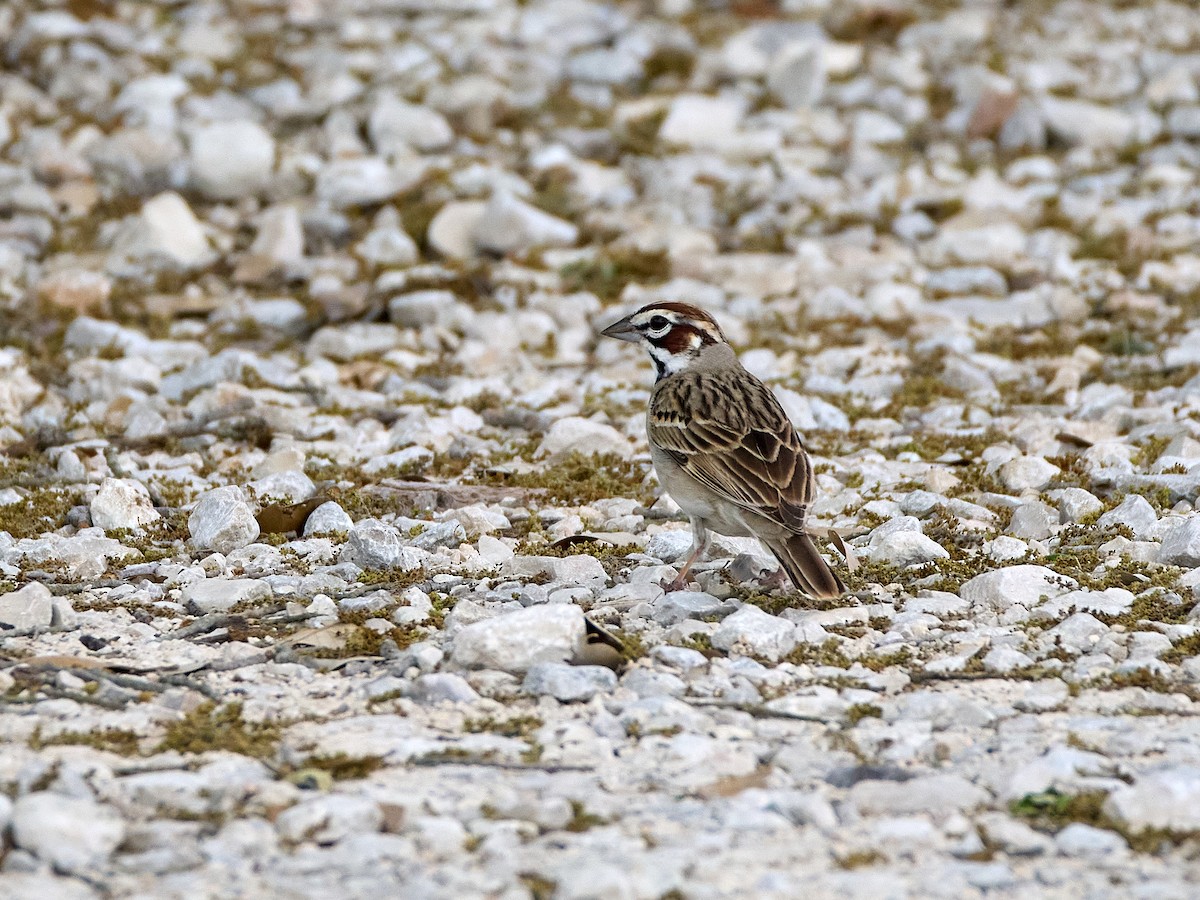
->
[765,532,845,599]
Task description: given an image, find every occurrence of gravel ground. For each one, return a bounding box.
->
[3,0,1200,896]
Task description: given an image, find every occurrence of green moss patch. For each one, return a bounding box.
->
[477,452,651,506]
[156,702,281,758]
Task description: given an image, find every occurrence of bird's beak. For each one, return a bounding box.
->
[600,315,640,343]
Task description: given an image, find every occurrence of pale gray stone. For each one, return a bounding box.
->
[1104,766,1200,833]
[960,566,1077,613]
[652,591,731,625]
[109,192,214,270]
[867,530,949,566]
[998,457,1060,493]
[1159,517,1200,567]
[303,502,354,537]
[1097,494,1158,538]
[342,518,426,571]
[181,578,272,614]
[450,604,586,674]
[537,416,632,460]
[523,661,617,701]
[189,120,275,200]
[473,191,578,256]
[0,581,53,629]
[407,673,480,704]
[710,605,797,662]
[189,486,260,554]
[275,795,383,845]
[11,793,125,875]
[1008,500,1058,541]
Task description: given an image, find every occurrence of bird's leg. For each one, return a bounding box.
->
[662,520,709,592]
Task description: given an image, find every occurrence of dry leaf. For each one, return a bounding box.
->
[696,765,773,799]
[256,496,330,535]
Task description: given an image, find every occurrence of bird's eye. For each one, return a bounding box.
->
[648,315,669,331]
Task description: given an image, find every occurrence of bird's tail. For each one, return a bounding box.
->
[764,532,846,599]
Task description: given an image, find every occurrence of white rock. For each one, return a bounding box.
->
[342,518,426,571]
[1040,97,1135,148]
[960,565,1077,613]
[1104,766,1200,833]
[870,530,949,566]
[767,40,826,108]
[1049,488,1104,524]
[1056,823,1128,858]
[652,591,730,626]
[0,582,53,629]
[1042,613,1109,655]
[368,95,454,154]
[189,486,260,554]
[998,456,1060,492]
[303,502,354,537]
[451,604,586,674]
[316,157,412,209]
[523,662,617,701]
[538,416,633,460]
[1097,495,1158,537]
[473,192,578,256]
[710,605,797,662]
[982,646,1034,673]
[11,793,125,875]
[110,192,214,270]
[408,673,480,704]
[90,477,161,532]
[189,120,275,200]
[181,578,272,615]
[1161,518,1200,567]
[847,774,989,816]
[235,204,305,282]
[275,795,383,845]
[983,536,1029,563]
[659,94,744,149]
[1008,500,1058,541]
[427,201,486,260]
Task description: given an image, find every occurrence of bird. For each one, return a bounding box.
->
[601,301,845,599]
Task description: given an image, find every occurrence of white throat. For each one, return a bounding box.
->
[647,339,700,379]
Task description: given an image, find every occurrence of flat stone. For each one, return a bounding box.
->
[181,578,272,615]
[1160,518,1200,567]
[847,774,990,816]
[11,792,125,876]
[1104,766,1200,833]
[710,605,797,662]
[651,591,732,626]
[0,582,53,630]
[537,416,633,460]
[274,795,383,845]
[523,661,617,701]
[473,191,578,256]
[998,457,1060,493]
[450,604,586,674]
[960,566,1077,613]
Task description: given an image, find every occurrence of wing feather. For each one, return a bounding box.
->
[649,368,815,532]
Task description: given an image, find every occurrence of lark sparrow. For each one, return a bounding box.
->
[601,302,845,598]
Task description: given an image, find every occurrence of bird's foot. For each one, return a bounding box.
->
[660,575,691,593]
[757,568,791,592]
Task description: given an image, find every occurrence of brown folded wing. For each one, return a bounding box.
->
[649,369,814,532]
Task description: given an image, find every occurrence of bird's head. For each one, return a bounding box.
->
[600,302,727,379]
